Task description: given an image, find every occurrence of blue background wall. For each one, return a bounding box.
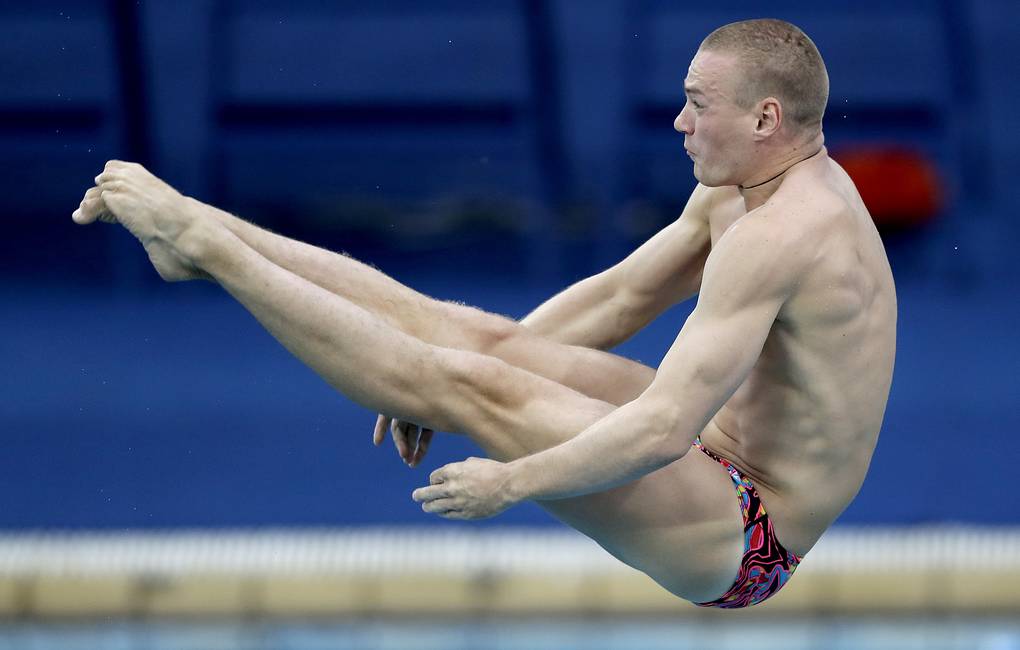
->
[1,0,1017,529]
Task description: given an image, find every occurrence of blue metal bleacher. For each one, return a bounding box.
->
[144,0,566,280]
[0,1,148,285]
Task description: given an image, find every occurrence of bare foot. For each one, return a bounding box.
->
[73,161,212,282]
[138,236,210,282]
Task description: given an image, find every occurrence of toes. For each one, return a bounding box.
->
[73,202,97,225]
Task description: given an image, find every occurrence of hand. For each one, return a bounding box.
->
[412,457,516,520]
[72,160,210,282]
[373,414,433,467]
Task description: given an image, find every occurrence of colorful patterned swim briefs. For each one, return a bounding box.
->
[692,437,803,609]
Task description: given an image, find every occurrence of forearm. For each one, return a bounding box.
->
[189,197,439,342]
[521,272,636,350]
[504,395,691,503]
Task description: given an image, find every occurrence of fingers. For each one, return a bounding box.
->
[372,414,391,446]
[420,498,459,514]
[413,463,486,519]
[411,483,449,503]
[374,415,436,469]
[416,495,473,520]
[412,485,473,519]
[429,465,451,485]
[414,464,457,504]
[410,428,433,467]
[435,509,471,520]
[392,419,416,464]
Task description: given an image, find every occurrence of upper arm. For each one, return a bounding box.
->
[608,184,715,321]
[640,214,806,440]
[520,184,717,349]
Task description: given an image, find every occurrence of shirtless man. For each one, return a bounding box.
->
[71,19,896,608]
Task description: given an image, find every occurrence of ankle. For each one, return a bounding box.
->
[174,200,230,271]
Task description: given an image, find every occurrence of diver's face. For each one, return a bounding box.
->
[674,49,757,186]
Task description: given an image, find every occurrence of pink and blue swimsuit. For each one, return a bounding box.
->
[691,437,804,609]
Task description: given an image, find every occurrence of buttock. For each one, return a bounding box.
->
[691,437,803,609]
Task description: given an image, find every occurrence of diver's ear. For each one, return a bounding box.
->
[754,97,782,140]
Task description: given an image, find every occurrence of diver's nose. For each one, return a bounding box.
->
[674,105,692,134]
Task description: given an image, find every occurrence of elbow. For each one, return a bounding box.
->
[657,428,694,466]
[645,401,693,466]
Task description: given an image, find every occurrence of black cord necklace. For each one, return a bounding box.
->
[738,146,824,190]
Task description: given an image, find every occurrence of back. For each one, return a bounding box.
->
[701,156,898,556]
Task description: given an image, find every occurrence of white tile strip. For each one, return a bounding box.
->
[0,526,1015,577]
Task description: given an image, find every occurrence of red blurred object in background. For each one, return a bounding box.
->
[831,147,943,230]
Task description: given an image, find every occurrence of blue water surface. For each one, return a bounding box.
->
[0,618,1017,650]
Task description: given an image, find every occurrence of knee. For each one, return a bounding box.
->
[439,302,523,356]
[434,348,525,429]
[444,349,519,405]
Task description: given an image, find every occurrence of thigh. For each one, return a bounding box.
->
[543,449,745,603]
[510,335,656,407]
[434,349,743,602]
[438,301,656,407]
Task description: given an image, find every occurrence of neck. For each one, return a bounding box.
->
[738,134,825,211]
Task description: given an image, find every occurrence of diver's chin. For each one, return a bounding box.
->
[691,162,705,184]
[693,164,740,189]
[692,167,723,188]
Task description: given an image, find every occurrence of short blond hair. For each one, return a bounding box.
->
[700,19,829,132]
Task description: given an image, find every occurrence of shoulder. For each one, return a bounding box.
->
[751,181,846,257]
[705,203,817,304]
[771,172,850,235]
[681,183,741,224]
